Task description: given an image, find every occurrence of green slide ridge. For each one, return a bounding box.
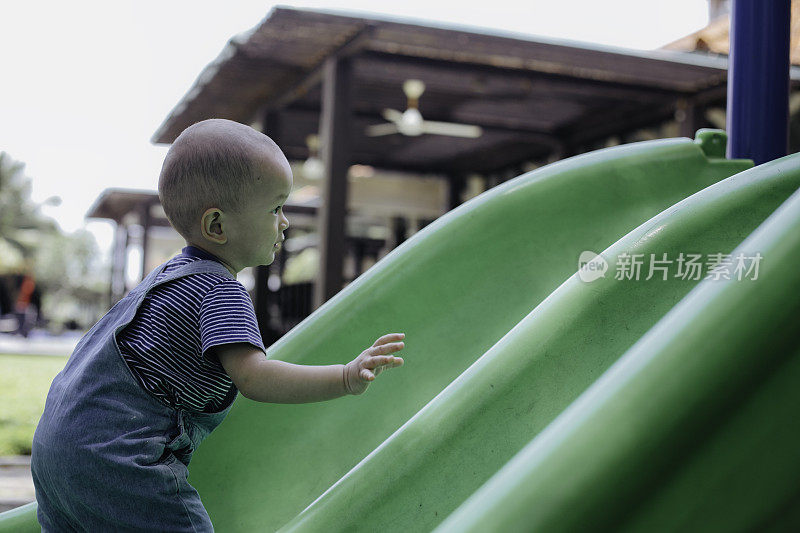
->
[278,152,800,532]
[433,159,800,533]
[0,504,37,533]
[0,133,751,532]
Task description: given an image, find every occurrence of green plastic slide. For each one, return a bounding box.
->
[431,152,800,533]
[5,130,797,531]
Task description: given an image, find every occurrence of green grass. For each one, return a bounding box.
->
[0,354,68,455]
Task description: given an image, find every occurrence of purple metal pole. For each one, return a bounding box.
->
[726,0,791,164]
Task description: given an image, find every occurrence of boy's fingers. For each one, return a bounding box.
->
[371,342,403,355]
[360,368,375,381]
[372,333,405,347]
[367,355,396,369]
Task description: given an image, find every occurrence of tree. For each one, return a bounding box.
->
[0,151,58,271]
[0,151,107,330]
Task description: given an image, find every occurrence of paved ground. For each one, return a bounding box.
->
[0,330,80,357]
[0,456,35,513]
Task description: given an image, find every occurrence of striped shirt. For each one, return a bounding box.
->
[117,246,265,413]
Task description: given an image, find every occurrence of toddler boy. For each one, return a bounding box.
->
[30,118,404,531]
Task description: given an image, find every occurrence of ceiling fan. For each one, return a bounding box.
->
[365,79,483,138]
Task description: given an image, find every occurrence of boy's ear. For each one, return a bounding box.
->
[200,208,228,244]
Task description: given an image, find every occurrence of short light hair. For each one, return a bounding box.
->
[158,118,274,240]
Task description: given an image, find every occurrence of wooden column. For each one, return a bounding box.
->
[676,98,703,139]
[139,202,151,278]
[447,173,466,211]
[315,56,352,309]
[257,110,283,346]
[390,216,407,247]
[109,221,128,306]
[110,222,130,304]
[352,238,365,278]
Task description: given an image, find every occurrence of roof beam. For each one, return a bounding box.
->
[355,51,693,103]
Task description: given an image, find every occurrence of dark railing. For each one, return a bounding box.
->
[277,282,314,333]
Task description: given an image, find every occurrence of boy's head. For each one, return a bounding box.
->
[158,118,292,274]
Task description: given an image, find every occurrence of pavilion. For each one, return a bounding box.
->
[89,6,800,344]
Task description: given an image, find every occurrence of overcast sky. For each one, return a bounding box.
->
[0,0,709,251]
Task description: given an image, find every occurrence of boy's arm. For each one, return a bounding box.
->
[212,343,346,403]
[211,333,404,403]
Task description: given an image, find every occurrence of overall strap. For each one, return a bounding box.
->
[152,258,236,290]
[126,258,235,302]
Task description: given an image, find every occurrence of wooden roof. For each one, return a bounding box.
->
[86,188,163,225]
[664,3,800,65]
[151,6,788,174]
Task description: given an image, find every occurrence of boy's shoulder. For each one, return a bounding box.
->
[124,249,237,300]
[155,253,238,292]
[142,254,258,333]
[120,247,250,315]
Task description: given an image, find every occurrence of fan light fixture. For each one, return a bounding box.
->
[366,79,483,139]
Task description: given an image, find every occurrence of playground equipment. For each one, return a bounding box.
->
[4,129,800,531]
[2,1,795,528]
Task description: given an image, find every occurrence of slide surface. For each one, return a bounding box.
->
[6,131,799,532]
[432,152,800,533]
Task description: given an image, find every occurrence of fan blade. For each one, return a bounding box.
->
[421,121,483,138]
[366,123,400,137]
[382,108,404,123]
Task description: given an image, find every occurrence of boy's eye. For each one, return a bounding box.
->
[272,205,282,214]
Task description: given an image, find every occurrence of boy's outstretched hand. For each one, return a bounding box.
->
[344,333,405,395]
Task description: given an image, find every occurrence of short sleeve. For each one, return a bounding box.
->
[199,279,265,362]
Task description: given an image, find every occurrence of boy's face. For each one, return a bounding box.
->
[222,157,292,271]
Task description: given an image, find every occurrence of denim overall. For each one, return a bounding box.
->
[31,259,238,532]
